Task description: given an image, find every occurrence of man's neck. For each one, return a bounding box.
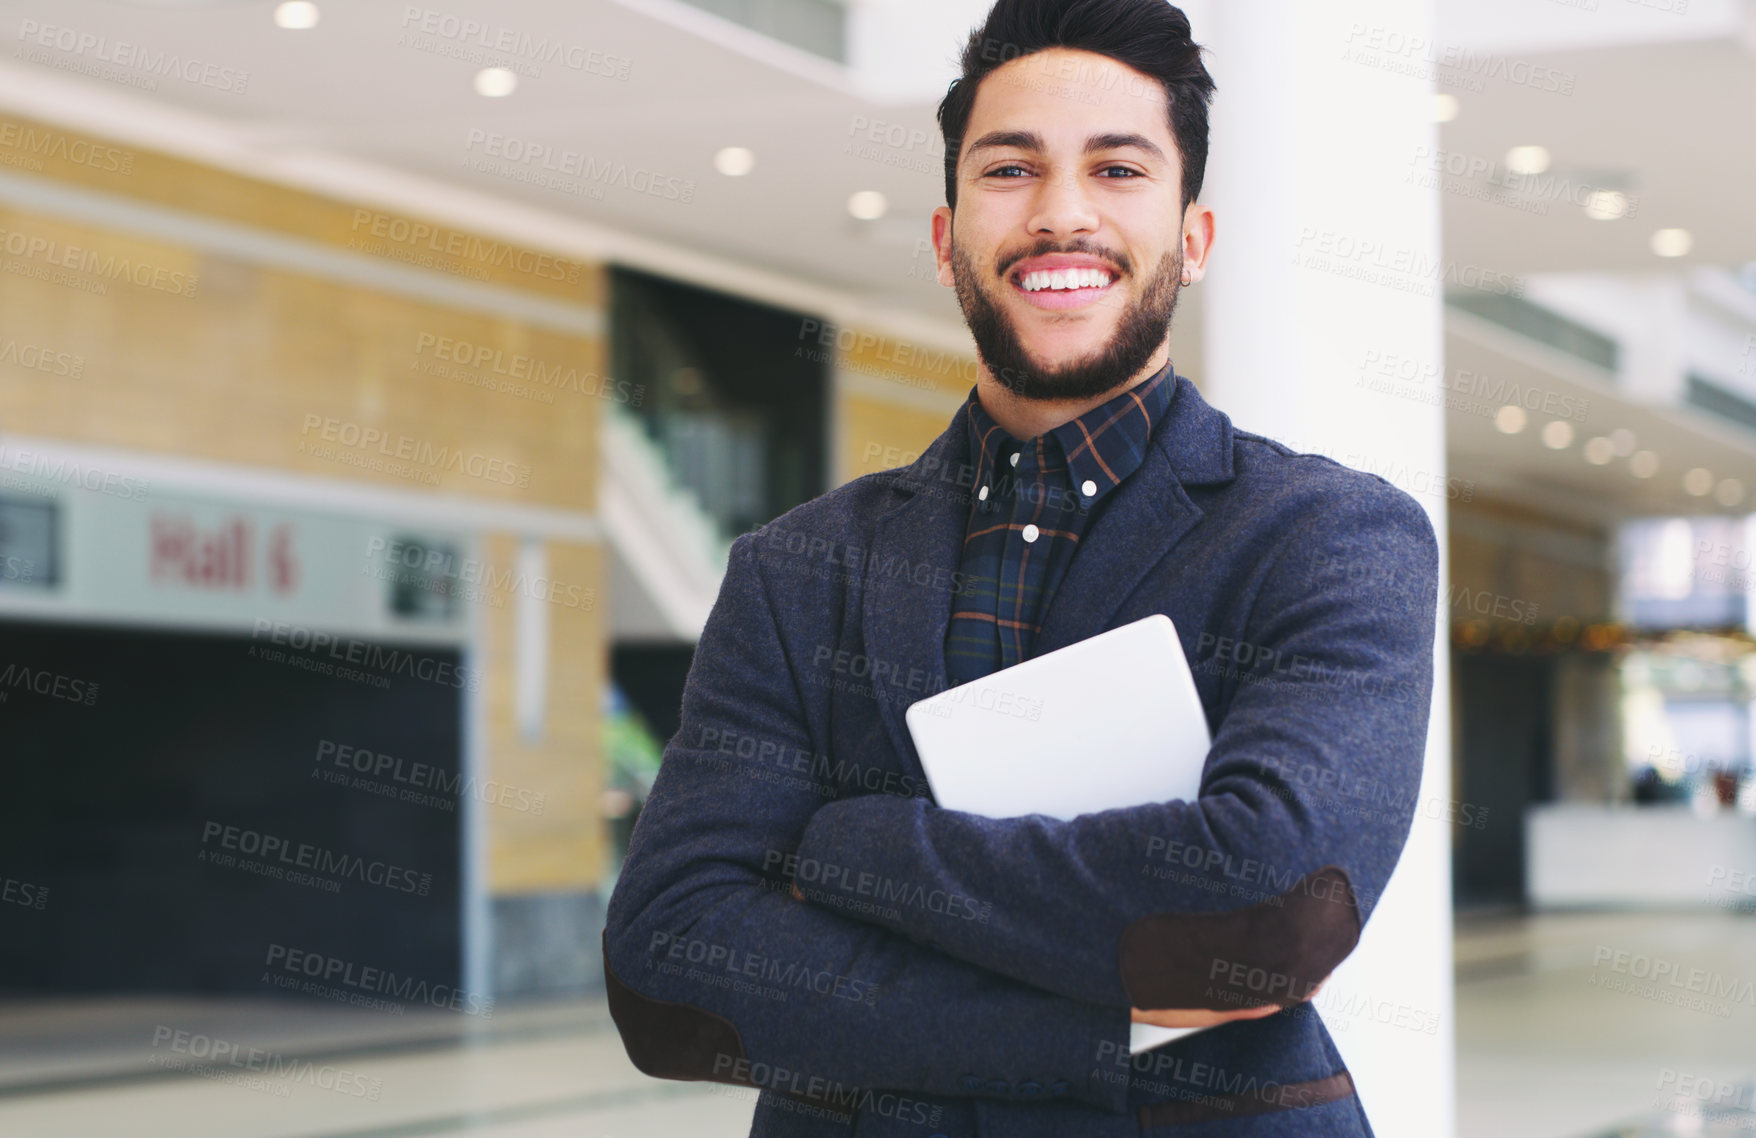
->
[973,348,1171,441]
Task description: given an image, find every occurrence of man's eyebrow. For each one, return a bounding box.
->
[964,129,1167,163]
[965,129,1046,158]
[1085,132,1166,162]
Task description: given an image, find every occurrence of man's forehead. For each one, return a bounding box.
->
[964,47,1173,152]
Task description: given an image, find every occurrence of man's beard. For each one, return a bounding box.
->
[950,236,1180,403]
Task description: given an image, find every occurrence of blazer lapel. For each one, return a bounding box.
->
[861,417,974,773]
[856,374,1236,771]
[1033,375,1237,656]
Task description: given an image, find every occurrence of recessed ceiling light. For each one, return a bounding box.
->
[1684,467,1714,496]
[1584,190,1628,221]
[1431,94,1460,123]
[715,147,755,177]
[1541,420,1574,449]
[848,191,888,220]
[474,67,517,98]
[1652,228,1692,258]
[1505,145,1550,175]
[1630,450,1659,478]
[273,1,319,28]
[1494,405,1526,434]
[1583,437,1614,464]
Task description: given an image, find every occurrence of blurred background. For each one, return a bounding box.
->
[0,0,1753,1135]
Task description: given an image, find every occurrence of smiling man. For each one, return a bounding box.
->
[602,1,1439,1136]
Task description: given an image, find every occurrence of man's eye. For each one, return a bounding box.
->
[985,164,1031,178]
[1100,166,1142,178]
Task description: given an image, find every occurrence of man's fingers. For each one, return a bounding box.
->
[1129,1003,1282,1029]
[1127,968,1335,1028]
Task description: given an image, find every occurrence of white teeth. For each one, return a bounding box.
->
[1018,268,1113,292]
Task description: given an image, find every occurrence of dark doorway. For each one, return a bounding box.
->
[0,620,463,996]
[1453,652,1556,906]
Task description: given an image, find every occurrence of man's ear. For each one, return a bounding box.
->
[931,206,956,288]
[1181,201,1216,286]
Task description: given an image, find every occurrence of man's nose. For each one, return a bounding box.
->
[1026,167,1099,237]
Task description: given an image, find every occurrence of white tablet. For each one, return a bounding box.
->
[903,613,1215,1054]
[904,613,1211,822]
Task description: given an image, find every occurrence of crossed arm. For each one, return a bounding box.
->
[602,491,1438,1113]
[603,533,1134,1114]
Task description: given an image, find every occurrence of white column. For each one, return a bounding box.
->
[1188,2,1454,1135]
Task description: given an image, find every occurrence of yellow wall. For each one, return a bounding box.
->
[0,114,599,306]
[834,330,974,484]
[0,113,607,894]
[482,536,607,893]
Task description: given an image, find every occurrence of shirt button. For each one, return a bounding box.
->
[1021,524,1039,543]
[1081,479,1097,497]
[978,485,989,502]
[1009,452,1020,467]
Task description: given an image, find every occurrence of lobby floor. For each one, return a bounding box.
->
[1,910,1751,1137]
[1454,909,1756,1138]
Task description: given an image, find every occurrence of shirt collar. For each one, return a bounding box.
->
[961,360,1176,507]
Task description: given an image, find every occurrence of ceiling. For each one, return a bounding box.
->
[1447,306,1756,525]
[1433,35,1756,276]
[3,0,1754,529]
[1,0,1750,323]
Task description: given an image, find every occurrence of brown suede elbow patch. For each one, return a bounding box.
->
[1119,865,1362,1011]
[601,933,861,1121]
[602,930,749,1082]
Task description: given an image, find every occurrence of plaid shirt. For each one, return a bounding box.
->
[945,361,1176,685]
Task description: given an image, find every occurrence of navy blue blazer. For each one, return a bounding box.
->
[603,372,1439,1137]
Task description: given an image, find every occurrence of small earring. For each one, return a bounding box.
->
[1180,270,1192,286]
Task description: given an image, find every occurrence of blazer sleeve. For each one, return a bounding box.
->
[601,532,1132,1115]
[791,486,1440,1010]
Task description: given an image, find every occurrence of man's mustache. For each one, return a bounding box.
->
[997,243,1133,279]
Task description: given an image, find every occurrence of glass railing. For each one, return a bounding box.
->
[1447,291,1620,374]
[608,265,828,549]
[603,403,735,576]
[673,0,845,63]
[1686,374,1756,434]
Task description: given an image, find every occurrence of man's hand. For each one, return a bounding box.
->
[1129,1004,1281,1028]
[1129,974,1328,1028]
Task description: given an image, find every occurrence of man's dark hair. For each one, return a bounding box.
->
[936,0,1216,213]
